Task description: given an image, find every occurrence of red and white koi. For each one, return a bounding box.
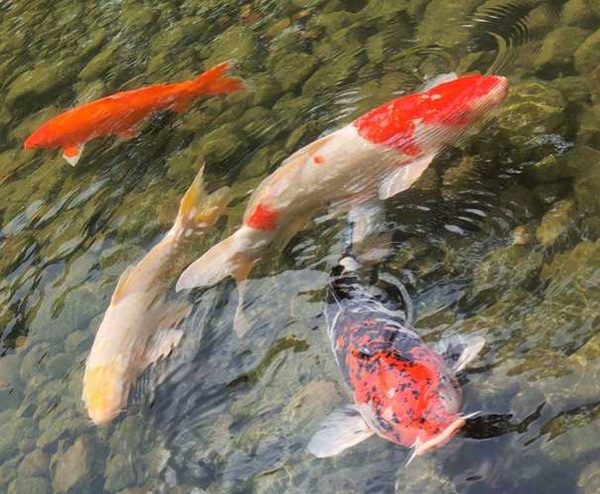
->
[308,257,485,461]
[176,74,509,334]
[24,62,244,166]
[83,166,230,425]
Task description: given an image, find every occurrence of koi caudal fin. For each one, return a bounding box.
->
[175,227,257,292]
[172,165,231,238]
[191,61,245,96]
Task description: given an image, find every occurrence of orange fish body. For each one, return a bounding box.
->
[24,62,243,165]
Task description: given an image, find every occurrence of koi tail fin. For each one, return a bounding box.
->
[191,61,245,96]
[175,227,256,292]
[172,165,231,237]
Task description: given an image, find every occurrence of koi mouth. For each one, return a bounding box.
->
[406,412,479,465]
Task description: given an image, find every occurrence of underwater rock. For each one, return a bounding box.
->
[45,353,72,379]
[578,460,600,494]
[20,343,50,382]
[79,43,119,82]
[534,26,590,71]
[472,245,544,297]
[199,123,248,165]
[0,354,21,391]
[535,199,574,248]
[52,436,95,494]
[5,59,78,111]
[273,53,318,92]
[120,2,159,30]
[0,456,19,490]
[533,182,571,207]
[573,147,600,211]
[563,0,600,28]
[493,80,567,153]
[17,449,49,478]
[204,26,260,71]
[104,453,137,493]
[0,411,31,460]
[541,417,600,464]
[418,0,482,48]
[8,476,49,494]
[574,27,600,74]
[302,52,362,96]
[577,104,600,149]
[550,76,592,108]
[250,73,283,107]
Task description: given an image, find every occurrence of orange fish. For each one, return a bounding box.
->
[24,61,244,166]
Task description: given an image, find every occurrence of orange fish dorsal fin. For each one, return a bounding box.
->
[110,265,135,304]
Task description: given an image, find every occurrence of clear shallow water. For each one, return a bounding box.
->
[1,1,600,493]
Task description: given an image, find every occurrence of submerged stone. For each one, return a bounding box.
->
[472,245,544,297]
[273,53,318,92]
[52,436,95,494]
[493,79,567,153]
[535,199,575,248]
[534,26,590,71]
[574,27,600,74]
[17,449,49,478]
[8,477,49,494]
[104,453,137,493]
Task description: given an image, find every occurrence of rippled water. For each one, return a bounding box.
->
[1,1,600,493]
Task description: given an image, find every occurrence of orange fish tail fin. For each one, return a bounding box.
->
[191,61,245,96]
[174,164,231,236]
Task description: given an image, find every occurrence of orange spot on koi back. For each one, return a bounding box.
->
[313,154,325,165]
[245,203,278,231]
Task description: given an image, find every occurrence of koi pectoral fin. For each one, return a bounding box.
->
[434,334,486,372]
[62,143,85,166]
[378,153,436,200]
[307,405,374,458]
[143,328,184,367]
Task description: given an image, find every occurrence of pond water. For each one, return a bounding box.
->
[1,0,600,493]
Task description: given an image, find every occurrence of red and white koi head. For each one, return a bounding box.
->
[347,345,467,458]
[354,73,508,156]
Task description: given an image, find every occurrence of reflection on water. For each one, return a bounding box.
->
[1,0,600,493]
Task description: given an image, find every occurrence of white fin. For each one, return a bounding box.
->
[378,153,436,200]
[307,406,374,458]
[143,328,184,366]
[348,201,385,248]
[434,334,486,372]
[62,143,85,166]
[110,265,136,304]
[176,232,254,291]
[421,72,458,91]
[233,279,250,338]
[174,165,231,236]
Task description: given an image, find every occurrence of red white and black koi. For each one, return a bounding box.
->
[308,257,485,461]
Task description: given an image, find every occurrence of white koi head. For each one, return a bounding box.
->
[83,361,130,425]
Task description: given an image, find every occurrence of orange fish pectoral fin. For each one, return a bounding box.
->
[172,97,193,113]
[62,143,85,166]
[116,126,142,140]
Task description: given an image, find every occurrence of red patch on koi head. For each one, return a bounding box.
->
[346,344,463,449]
[245,203,279,231]
[353,74,507,153]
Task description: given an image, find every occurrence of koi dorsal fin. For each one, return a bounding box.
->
[111,265,135,304]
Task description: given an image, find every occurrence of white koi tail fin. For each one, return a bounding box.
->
[175,228,256,292]
[173,165,231,238]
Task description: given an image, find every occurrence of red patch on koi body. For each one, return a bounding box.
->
[353,95,423,157]
[313,154,325,165]
[245,203,278,231]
